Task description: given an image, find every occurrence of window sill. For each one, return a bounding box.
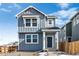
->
[25,26,38,28]
[25,42,39,44]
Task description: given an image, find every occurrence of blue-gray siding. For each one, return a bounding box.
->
[72,23,79,41]
[18,33,43,51]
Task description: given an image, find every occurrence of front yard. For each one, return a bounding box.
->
[0,51,68,56]
[0,51,37,56]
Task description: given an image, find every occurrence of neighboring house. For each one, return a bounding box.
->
[60,22,72,42]
[70,11,79,41]
[0,42,18,53]
[16,6,60,51]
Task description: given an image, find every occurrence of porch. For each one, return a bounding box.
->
[42,27,60,51]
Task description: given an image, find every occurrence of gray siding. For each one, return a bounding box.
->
[19,33,43,51]
[72,14,79,41]
[66,22,72,37]
[18,16,24,27]
[72,23,79,41]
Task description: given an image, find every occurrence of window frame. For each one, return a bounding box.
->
[32,34,38,43]
[24,18,38,27]
[25,19,31,26]
[49,20,52,24]
[25,34,39,44]
[26,35,31,43]
[32,19,37,26]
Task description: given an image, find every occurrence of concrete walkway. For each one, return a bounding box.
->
[48,51,67,56]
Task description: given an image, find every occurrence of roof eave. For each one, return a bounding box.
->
[16,6,47,17]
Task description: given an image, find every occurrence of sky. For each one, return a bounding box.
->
[0,3,79,45]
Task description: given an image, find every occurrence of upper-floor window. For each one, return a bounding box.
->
[26,19,31,26]
[49,20,52,24]
[25,18,37,27]
[32,19,37,26]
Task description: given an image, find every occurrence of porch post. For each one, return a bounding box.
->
[56,31,59,50]
[43,32,45,50]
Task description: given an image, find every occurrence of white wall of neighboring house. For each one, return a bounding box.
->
[60,26,67,42]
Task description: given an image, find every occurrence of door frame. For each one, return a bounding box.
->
[46,35,54,48]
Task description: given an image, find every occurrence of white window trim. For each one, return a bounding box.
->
[23,17,38,28]
[49,20,52,24]
[25,34,39,44]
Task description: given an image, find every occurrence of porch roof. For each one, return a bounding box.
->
[42,27,60,32]
[43,27,60,29]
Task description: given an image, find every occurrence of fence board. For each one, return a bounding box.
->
[59,41,79,55]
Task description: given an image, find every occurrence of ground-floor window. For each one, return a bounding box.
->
[68,37,71,42]
[25,34,38,44]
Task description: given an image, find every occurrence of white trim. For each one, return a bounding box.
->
[42,29,60,32]
[56,32,59,50]
[47,16,57,19]
[22,15,40,18]
[16,6,47,17]
[25,34,39,44]
[43,32,45,50]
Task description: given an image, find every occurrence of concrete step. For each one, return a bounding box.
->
[47,48,56,51]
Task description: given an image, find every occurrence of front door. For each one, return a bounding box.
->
[47,37,52,48]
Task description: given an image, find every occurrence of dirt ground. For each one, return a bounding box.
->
[0,51,37,56]
[0,51,75,56]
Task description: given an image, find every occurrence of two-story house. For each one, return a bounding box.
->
[16,6,60,51]
[70,11,79,41]
[60,11,79,42]
[60,22,72,42]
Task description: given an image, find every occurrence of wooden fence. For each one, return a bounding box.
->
[59,41,79,55]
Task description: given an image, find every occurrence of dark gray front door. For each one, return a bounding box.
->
[47,37,52,48]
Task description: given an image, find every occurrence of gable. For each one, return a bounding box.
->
[24,8,44,15]
[70,11,79,21]
[16,6,46,17]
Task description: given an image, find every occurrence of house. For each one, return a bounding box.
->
[60,22,72,42]
[70,11,79,41]
[16,6,60,51]
[0,42,18,53]
[60,11,79,42]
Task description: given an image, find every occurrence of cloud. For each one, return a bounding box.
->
[8,3,21,9]
[0,8,11,12]
[58,3,70,9]
[13,3,21,9]
[0,3,2,6]
[49,8,78,27]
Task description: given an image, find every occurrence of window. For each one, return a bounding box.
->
[49,20,52,24]
[26,35,31,42]
[33,35,37,42]
[25,18,37,27]
[26,19,31,26]
[25,34,38,44]
[32,19,37,26]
